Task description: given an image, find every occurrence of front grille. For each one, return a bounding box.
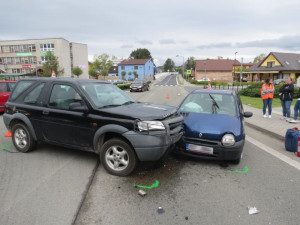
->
[184,137,219,146]
[163,115,183,136]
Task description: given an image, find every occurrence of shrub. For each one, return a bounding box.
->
[117,83,131,90]
[147,80,151,84]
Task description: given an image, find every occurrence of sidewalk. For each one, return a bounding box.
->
[243,105,298,141]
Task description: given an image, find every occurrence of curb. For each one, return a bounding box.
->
[245,121,285,141]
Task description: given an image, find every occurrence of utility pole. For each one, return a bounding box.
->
[240,57,243,86]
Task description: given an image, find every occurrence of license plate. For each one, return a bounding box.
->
[186,143,213,155]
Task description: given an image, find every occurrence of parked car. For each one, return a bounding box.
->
[175,90,252,164]
[113,79,127,85]
[274,78,286,85]
[3,78,183,176]
[0,81,16,113]
[197,78,210,82]
[130,79,149,92]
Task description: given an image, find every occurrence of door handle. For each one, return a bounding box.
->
[42,110,49,115]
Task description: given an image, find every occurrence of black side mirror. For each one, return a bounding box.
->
[69,102,88,113]
[243,112,253,118]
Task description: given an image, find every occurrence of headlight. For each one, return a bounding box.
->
[138,86,142,88]
[221,134,235,146]
[137,121,165,131]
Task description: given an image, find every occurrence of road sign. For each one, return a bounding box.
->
[186,70,191,75]
[22,64,32,68]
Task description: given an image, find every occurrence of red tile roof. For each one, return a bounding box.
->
[119,59,150,65]
[195,59,239,72]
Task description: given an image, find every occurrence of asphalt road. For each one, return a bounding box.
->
[154,74,178,86]
[75,75,300,225]
[1,75,300,225]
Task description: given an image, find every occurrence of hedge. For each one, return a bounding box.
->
[117,83,131,90]
[239,83,299,98]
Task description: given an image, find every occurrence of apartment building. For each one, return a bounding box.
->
[0,38,88,78]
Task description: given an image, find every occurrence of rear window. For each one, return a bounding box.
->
[8,82,16,91]
[0,83,7,93]
[10,81,35,100]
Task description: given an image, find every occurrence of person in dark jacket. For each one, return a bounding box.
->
[279,77,294,120]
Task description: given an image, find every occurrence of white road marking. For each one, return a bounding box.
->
[246,135,300,171]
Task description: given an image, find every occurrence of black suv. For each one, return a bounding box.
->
[3,78,183,176]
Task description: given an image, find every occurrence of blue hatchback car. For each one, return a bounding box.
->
[175,90,252,164]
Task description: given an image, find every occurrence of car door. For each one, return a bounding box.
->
[41,82,93,148]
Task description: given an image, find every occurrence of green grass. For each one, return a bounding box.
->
[177,76,183,85]
[240,96,295,109]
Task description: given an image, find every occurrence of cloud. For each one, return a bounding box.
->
[236,35,300,50]
[197,43,232,49]
[159,39,176,44]
[180,40,189,44]
[136,40,153,45]
[120,44,134,48]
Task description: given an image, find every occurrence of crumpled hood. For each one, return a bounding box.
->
[181,112,243,141]
[97,102,177,120]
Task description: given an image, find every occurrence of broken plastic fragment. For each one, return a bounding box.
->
[138,190,147,197]
[248,207,259,215]
[157,207,165,214]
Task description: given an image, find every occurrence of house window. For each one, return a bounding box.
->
[267,61,275,68]
[134,66,138,70]
[20,45,28,52]
[3,46,10,53]
[6,58,12,64]
[29,44,36,52]
[121,66,125,70]
[15,57,21,64]
[11,45,20,52]
[40,43,54,52]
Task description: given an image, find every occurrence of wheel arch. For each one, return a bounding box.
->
[9,113,37,141]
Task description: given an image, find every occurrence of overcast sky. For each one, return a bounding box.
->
[1,0,300,66]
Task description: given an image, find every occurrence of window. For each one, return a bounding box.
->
[3,46,10,53]
[10,81,34,100]
[28,44,36,52]
[267,61,275,68]
[40,43,54,52]
[49,84,82,110]
[21,57,29,64]
[20,45,28,52]
[6,58,12,64]
[7,82,16,91]
[23,83,45,105]
[12,68,22,73]
[134,66,138,70]
[0,83,7,93]
[11,45,19,52]
[121,66,125,70]
[0,58,2,64]
[15,57,21,64]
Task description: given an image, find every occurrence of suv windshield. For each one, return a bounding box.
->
[81,83,135,108]
[179,93,237,116]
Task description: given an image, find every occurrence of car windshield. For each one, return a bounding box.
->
[133,80,143,84]
[179,93,237,116]
[81,83,135,108]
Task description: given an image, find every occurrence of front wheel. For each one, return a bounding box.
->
[100,138,137,176]
[12,123,36,153]
[231,152,243,165]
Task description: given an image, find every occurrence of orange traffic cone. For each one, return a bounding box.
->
[4,130,12,138]
[166,93,170,100]
[207,82,211,90]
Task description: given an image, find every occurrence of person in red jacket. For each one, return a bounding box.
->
[261,78,275,118]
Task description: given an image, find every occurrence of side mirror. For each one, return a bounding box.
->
[243,112,253,118]
[69,102,88,113]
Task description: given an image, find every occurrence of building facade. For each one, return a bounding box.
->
[118,59,154,80]
[0,38,88,78]
[246,52,300,81]
[195,59,237,82]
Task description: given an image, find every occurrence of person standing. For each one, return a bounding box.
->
[290,89,300,123]
[261,78,274,118]
[279,77,294,120]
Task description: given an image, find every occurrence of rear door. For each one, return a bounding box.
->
[41,82,93,148]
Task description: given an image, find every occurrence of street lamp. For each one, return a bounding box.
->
[176,55,185,78]
[204,61,207,80]
[234,52,238,83]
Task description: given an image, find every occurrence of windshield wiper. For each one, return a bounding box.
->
[98,104,122,109]
[121,101,135,105]
[209,94,219,114]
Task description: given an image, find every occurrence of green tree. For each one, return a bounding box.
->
[89,69,98,79]
[42,51,64,77]
[186,57,195,70]
[163,58,175,72]
[72,67,83,78]
[121,71,126,80]
[92,53,113,78]
[129,48,152,60]
[253,53,266,63]
[133,71,138,78]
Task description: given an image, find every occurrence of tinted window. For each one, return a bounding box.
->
[10,81,34,99]
[8,82,16,91]
[180,93,237,116]
[23,83,45,105]
[49,84,82,110]
[0,83,7,93]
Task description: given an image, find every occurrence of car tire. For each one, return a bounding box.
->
[231,152,243,165]
[12,123,36,153]
[100,138,137,176]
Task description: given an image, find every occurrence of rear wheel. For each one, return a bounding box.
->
[12,123,36,153]
[100,138,137,176]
